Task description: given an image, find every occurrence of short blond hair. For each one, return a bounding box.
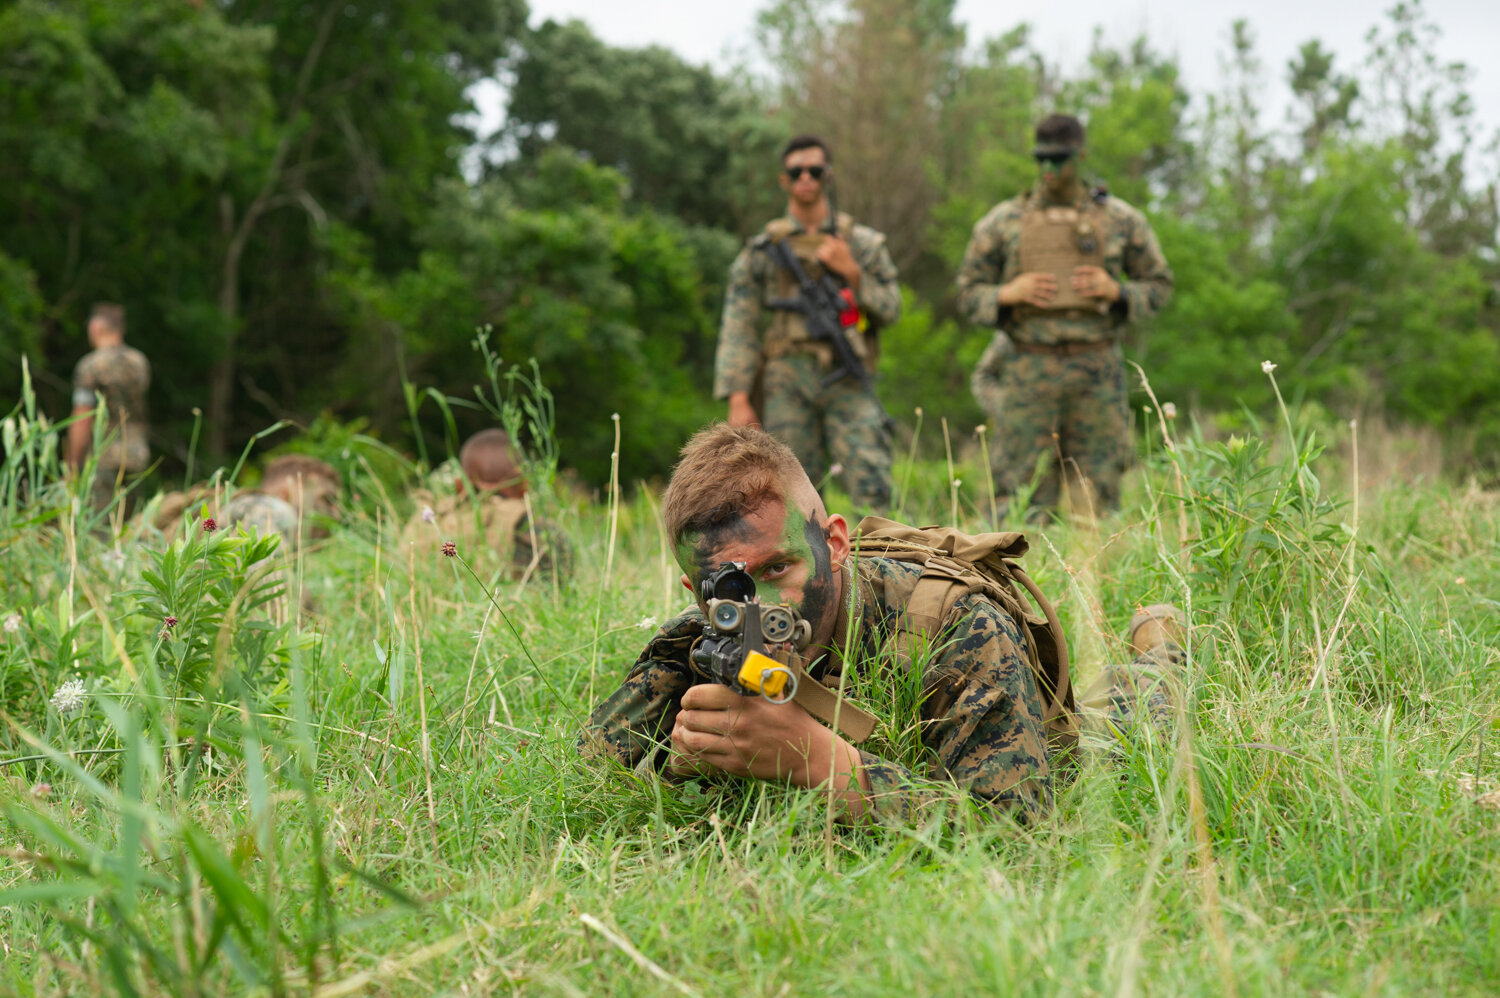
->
[661,424,813,545]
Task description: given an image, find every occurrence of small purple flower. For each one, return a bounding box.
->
[203,517,218,533]
[442,540,456,558]
[421,505,436,524]
[164,615,179,629]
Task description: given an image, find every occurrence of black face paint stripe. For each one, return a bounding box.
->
[689,513,754,581]
[798,511,836,647]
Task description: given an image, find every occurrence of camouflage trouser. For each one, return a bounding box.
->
[763,354,892,512]
[1077,642,1186,750]
[992,345,1130,512]
[88,464,137,517]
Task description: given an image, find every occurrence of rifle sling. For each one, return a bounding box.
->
[789,659,877,743]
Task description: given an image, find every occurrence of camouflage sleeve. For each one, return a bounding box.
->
[955,209,1011,329]
[851,228,901,327]
[713,245,765,399]
[1115,209,1174,324]
[578,610,703,770]
[969,332,1013,421]
[857,594,1053,824]
[72,354,98,408]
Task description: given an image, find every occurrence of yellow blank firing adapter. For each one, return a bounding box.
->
[738,650,797,703]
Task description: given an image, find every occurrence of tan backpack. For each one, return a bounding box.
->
[850,517,1078,753]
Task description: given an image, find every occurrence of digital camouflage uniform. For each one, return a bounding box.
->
[580,554,1184,824]
[715,213,902,511]
[956,185,1172,512]
[72,344,151,510]
[405,490,572,582]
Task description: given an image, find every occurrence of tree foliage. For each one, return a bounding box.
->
[1,0,1496,485]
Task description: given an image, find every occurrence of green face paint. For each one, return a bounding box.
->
[676,495,838,647]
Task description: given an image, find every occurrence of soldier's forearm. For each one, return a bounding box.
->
[858,278,901,327]
[1117,276,1172,322]
[957,281,1004,327]
[67,408,93,468]
[713,326,762,399]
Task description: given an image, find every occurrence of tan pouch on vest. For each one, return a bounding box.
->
[1017,204,1109,318]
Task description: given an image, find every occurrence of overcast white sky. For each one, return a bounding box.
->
[477,0,1499,147]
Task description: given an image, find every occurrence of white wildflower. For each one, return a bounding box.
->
[636,615,659,630]
[50,678,88,714]
[1261,360,1277,374]
[1162,402,1177,420]
[421,505,436,524]
[952,479,963,489]
[828,463,844,477]
[3,614,20,634]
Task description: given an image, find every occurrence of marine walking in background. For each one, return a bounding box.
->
[67,302,151,515]
[957,114,1173,517]
[715,135,902,513]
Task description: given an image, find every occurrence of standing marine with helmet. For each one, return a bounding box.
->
[715,135,902,513]
[957,114,1173,517]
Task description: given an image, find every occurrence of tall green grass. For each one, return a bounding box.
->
[2,368,1497,995]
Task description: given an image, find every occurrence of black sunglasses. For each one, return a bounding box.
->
[1033,152,1075,167]
[784,165,827,181]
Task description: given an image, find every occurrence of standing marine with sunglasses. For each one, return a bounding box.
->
[957,114,1173,517]
[714,135,902,513]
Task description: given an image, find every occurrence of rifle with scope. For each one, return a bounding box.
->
[688,562,875,743]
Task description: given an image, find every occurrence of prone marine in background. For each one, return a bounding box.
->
[217,454,342,550]
[406,429,570,582]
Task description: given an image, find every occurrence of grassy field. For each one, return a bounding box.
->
[2,389,1498,996]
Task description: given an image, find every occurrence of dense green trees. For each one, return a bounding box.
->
[2,0,1496,484]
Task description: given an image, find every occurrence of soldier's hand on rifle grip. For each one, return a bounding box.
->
[815,236,861,291]
[998,272,1057,308]
[727,392,759,429]
[1070,265,1120,303]
[666,683,855,787]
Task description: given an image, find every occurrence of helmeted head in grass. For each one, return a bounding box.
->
[662,423,851,651]
[459,429,526,499]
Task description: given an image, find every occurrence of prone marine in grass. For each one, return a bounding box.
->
[580,424,1188,825]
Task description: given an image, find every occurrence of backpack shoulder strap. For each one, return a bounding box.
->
[850,516,1077,743]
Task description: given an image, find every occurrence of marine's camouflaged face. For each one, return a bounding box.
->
[672,496,842,651]
[955,183,1173,345]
